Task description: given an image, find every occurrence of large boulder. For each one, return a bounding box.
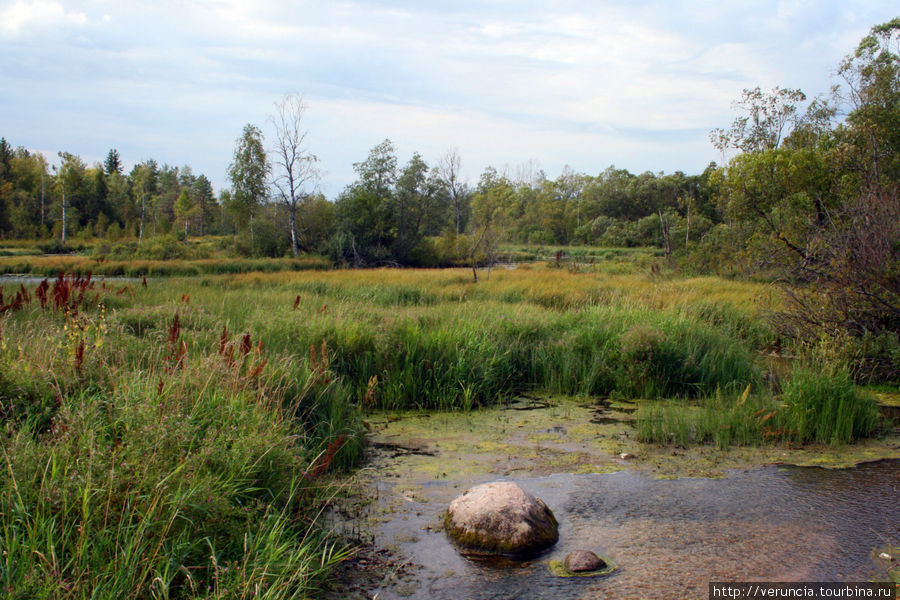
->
[445,481,559,556]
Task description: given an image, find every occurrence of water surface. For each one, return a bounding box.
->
[355,400,899,600]
[366,461,898,600]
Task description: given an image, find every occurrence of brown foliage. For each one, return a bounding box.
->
[310,435,346,478]
[775,187,900,377]
[778,188,900,333]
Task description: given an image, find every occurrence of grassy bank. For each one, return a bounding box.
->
[635,368,883,449]
[89,266,771,409]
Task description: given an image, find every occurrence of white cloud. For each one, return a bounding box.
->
[0,0,87,37]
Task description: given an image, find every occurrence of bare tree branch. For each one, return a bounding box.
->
[269,94,319,255]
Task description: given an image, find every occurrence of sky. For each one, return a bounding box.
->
[1,0,897,198]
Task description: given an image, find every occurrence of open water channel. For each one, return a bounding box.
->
[341,397,899,600]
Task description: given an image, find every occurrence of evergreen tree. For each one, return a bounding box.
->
[104,148,122,176]
[192,174,216,235]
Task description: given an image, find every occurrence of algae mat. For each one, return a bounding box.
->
[366,396,900,481]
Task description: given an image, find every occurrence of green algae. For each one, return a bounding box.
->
[548,557,618,577]
[526,432,564,443]
[341,395,898,600]
[366,395,900,484]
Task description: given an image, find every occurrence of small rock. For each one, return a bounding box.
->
[565,549,607,573]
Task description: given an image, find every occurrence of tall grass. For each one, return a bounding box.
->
[1,266,771,413]
[182,267,767,409]
[0,255,330,277]
[780,366,880,445]
[635,366,881,448]
[0,279,361,599]
[0,262,882,596]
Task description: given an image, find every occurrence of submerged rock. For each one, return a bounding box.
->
[565,549,607,573]
[445,481,558,556]
[548,553,617,578]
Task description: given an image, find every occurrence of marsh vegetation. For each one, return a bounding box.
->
[2,261,897,598]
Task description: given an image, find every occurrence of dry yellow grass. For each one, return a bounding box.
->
[229,263,776,314]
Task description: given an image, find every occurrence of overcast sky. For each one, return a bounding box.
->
[1,1,897,197]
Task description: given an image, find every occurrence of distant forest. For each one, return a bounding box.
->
[0,133,720,260]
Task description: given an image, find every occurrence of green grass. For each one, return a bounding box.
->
[0,279,362,599]
[195,272,762,409]
[0,255,331,277]
[780,366,880,445]
[498,243,660,266]
[635,367,882,448]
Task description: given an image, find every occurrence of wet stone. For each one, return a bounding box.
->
[445,481,558,556]
[565,549,607,573]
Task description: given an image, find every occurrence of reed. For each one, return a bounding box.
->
[635,367,882,448]
[780,366,880,445]
[0,278,361,599]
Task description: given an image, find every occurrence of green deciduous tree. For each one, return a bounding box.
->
[130,161,157,244]
[2,146,50,238]
[0,138,13,235]
[54,152,88,244]
[838,17,900,189]
[332,140,399,265]
[393,152,449,262]
[331,141,452,266]
[710,87,808,155]
[228,124,269,245]
[468,167,514,280]
[174,189,199,239]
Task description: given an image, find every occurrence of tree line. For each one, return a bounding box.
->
[0,131,720,264]
[0,145,222,248]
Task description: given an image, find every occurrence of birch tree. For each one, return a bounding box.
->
[269,94,319,255]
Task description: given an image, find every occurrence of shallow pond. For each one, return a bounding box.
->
[345,398,899,600]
